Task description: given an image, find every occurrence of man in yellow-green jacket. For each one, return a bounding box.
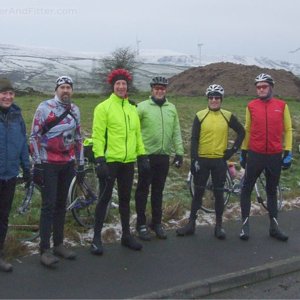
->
[135,76,184,241]
[91,69,150,255]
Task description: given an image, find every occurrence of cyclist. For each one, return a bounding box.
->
[30,76,85,267]
[91,69,150,255]
[0,78,30,272]
[176,84,245,239]
[135,76,184,241]
[239,73,292,241]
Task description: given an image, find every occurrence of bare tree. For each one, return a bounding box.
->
[98,47,140,94]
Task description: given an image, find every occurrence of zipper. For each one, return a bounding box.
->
[122,100,128,161]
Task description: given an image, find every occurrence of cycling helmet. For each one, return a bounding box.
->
[107,69,132,85]
[150,76,169,87]
[205,84,225,97]
[254,73,275,86]
[55,76,73,90]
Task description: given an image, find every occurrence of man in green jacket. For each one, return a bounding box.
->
[91,69,150,255]
[135,76,184,241]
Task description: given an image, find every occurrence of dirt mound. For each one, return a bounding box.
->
[168,62,300,99]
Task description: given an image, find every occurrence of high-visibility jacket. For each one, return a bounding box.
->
[137,97,184,156]
[92,93,145,163]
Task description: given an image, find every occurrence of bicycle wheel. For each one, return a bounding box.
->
[254,173,283,211]
[189,172,232,213]
[68,167,99,228]
[9,181,41,241]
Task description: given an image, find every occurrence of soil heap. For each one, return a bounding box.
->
[168,62,300,99]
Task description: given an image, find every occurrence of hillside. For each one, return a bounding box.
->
[1,43,300,93]
[168,62,300,98]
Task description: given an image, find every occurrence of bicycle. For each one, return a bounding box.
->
[188,162,283,213]
[8,172,42,241]
[67,144,118,229]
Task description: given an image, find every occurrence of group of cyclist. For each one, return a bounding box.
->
[0,70,293,272]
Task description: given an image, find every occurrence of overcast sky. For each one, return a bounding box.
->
[1,0,299,63]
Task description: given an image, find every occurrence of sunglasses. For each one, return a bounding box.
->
[208,96,221,100]
[153,86,166,91]
[256,84,270,90]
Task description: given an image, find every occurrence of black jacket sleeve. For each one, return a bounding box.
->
[229,114,245,150]
[191,116,200,160]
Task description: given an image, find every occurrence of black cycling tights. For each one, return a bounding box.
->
[240,151,282,220]
[190,158,227,223]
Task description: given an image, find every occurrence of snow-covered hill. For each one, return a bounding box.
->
[0,43,299,92]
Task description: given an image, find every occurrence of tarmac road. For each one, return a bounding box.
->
[1,209,300,299]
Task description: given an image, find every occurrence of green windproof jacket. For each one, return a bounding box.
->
[137,97,184,156]
[92,93,145,163]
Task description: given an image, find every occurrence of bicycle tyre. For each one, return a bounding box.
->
[68,167,99,228]
[9,181,41,242]
[254,173,283,211]
[189,171,232,213]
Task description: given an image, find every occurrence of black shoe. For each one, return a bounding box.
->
[121,235,143,250]
[137,225,151,241]
[269,218,288,242]
[90,238,103,255]
[176,220,195,236]
[149,224,167,239]
[240,217,250,240]
[214,225,226,240]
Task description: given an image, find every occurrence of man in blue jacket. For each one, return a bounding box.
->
[0,78,30,272]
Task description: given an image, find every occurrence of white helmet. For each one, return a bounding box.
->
[255,73,275,86]
[205,84,224,97]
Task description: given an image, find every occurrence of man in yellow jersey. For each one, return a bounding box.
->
[239,73,293,241]
[176,84,245,239]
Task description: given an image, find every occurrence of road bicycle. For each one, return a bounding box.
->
[66,145,118,228]
[9,173,42,241]
[188,162,283,213]
[9,144,118,241]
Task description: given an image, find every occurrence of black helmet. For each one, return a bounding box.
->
[150,76,169,87]
[254,73,275,86]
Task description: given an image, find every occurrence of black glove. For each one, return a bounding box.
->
[137,155,151,175]
[22,168,32,188]
[282,150,292,170]
[191,159,200,175]
[172,155,183,168]
[95,157,109,180]
[223,148,236,161]
[76,165,85,184]
[240,150,248,169]
[33,164,44,187]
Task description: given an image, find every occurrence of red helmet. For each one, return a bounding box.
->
[107,69,132,85]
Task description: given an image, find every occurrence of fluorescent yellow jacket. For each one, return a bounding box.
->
[92,93,145,163]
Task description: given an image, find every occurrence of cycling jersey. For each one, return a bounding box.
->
[191,108,245,159]
[30,96,84,165]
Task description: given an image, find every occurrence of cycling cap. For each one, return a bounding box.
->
[107,69,132,85]
[55,76,73,90]
[254,73,275,86]
[205,84,225,97]
[150,76,169,87]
